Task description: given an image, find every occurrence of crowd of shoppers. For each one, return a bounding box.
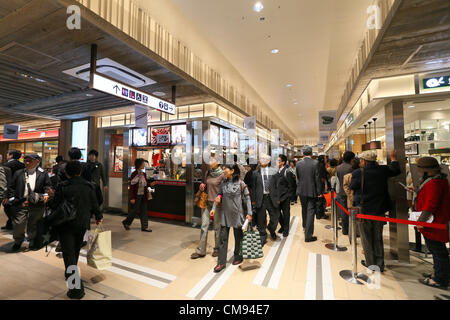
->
[1,144,448,293]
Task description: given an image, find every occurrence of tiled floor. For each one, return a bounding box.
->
[0,205,448,300]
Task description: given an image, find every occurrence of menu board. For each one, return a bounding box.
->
[131,128,147,147]
[220,128,229,146]
[171,124,187,145]
[150,126,171,145]
[230,131,238,149]
[210,124,219,145]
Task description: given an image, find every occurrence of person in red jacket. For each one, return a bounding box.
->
[122,158,152,232]
[414,157,450,289]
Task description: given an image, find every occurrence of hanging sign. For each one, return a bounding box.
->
[3,124,20,140]
[319,110,337,131]
[91,72,176,114]
[422,75,450,90]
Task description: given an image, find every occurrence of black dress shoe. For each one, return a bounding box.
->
[277,228,284,234]
[305,236,317,242]
[283,233,289,237]
[11,243,21,252]
[122,221,130,231]
[141,228,152,232]
[270,232,277,240]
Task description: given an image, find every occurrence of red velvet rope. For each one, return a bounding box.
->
[333,198,447,230]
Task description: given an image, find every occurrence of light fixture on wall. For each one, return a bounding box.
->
[370,118,382,150]
[271,49,279,54]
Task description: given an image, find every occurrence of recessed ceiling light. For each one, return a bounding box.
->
[286,84,293,88]
[293,102,298,105]
[253,1,264,12]
[409,105,415,108]
[153,91,166,97]
[437,108,442,110]
[271,49,279,54]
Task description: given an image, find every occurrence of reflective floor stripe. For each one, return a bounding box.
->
[186,250,237,300]
[253,216,299,289]
[304,252,317,300]
[304,253,334,300]
[321,254,335,300]
[0,233,176,289]
[267,217,300,289]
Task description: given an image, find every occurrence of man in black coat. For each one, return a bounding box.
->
[57,147,88,186]
[2,150,24,230]
[296,146,322,242]
[276,155,297,237]
[251,154,279,245]
[48,161,103,300]
[9,154,52,251]
[350,150,400,272]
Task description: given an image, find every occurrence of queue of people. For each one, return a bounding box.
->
[1,145,448,293]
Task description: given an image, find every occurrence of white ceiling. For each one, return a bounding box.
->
[169,0,373,142]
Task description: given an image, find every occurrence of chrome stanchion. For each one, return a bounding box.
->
[339,208,368,284]
[326,190,347,252]
[325,190,341,230]
[324,190,334,230]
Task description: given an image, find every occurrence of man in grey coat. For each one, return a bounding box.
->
[296,146,321,242]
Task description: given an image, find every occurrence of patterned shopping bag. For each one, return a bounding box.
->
[239,228,264,259]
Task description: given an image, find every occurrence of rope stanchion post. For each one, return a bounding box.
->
[325,191,347,252]
[339,208,368,284]
[324,190,334,230]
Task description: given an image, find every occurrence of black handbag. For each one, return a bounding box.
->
[45,199,77,228]
[44,187,77,228]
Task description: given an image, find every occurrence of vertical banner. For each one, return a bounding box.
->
[244,116,257,164]
[3,124,20,140]
[319,131,330,144]
[319,110,337,131]
[135,105,148,128]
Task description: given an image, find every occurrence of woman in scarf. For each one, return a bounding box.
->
[191,157,224,259]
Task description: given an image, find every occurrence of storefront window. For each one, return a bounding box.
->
[25,141,43,158]
[43,141,58,169]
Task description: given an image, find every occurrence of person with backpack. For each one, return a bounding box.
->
[48,161,103,299]
[210,164,252,273]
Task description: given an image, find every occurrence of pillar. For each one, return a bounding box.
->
[385,100,409,263]
[58,120,72,158]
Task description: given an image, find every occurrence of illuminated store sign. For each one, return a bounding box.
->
[91,73,176,114]
[423,75,450,89]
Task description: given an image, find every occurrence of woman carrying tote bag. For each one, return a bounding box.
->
[210,164,252,273]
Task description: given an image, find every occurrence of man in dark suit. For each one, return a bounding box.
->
[251,154,279,245]
[57,147,88,186]
[296,146,321,242]
[350,150,400,272]
[276,155,297,237]
[9,154,52,251]
[2,150,24,230]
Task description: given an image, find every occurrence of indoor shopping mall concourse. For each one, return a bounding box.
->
[0,204,446,301]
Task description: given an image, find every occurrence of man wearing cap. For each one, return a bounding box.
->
[296,146,322,242]
[9,154,52,252]
[350,150,400,272]
[414,157,450,289]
